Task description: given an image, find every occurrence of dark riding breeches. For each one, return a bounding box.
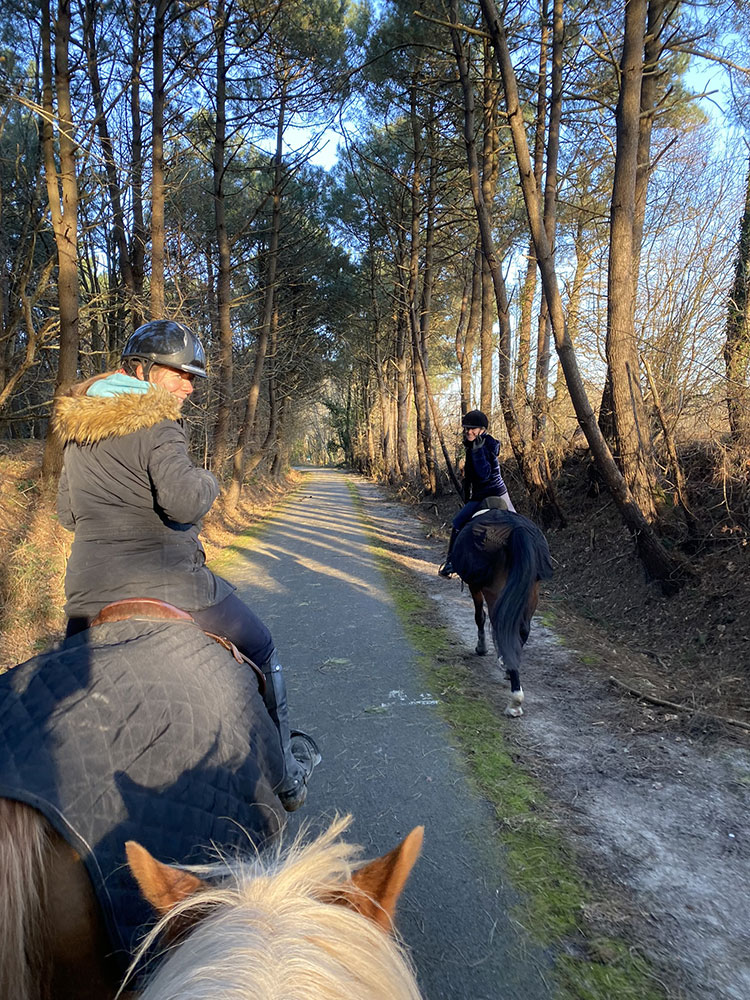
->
[190,592,274,666]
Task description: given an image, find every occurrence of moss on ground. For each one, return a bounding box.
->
[346,478,666,1000]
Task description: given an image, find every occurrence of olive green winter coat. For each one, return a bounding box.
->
[54,378,234,620]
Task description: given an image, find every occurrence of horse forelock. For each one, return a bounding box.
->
[132,816,423,1000]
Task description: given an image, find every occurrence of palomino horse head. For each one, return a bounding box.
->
[126,815,425,1000]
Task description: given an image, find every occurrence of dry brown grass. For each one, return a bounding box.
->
[0,442,69,670]
[0,441,301,673]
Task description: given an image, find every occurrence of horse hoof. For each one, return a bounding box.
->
[475,643,488,656]
[505,688,524,717]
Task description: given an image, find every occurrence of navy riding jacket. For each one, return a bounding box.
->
[463,433,508,502]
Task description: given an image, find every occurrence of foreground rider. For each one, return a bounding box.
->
[54,320,319,811]
[439,409,516,578]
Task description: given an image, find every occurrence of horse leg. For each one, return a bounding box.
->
[483,551,529,717]
[499,580,539,717]
[472,589,488,656]
[504,667,524,717]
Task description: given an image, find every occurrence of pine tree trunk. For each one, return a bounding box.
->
[150,0,169,318]
[607,0,658,520]
[211,0,234,479]
[450,2,562,523]
[226,79,286,512]
[83,0,136,315]
[130,0,146,317]
[41,0,80,480]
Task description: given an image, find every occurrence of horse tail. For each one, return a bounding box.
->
[489,523,540,674]
[0,798,54,1000]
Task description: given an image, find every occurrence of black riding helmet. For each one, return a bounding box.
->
[121,320,208,379]
[462,409,489,429]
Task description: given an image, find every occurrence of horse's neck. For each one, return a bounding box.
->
[0,798,121,1000]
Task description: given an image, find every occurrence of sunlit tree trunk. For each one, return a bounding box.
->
[515,5,548,414]
[479,39,499,418]
[369,228,396,480]
[41,0,80,480]
[458,239,481,414]
[607,0,658,520]
[600,0,670,453]
[417,131,438,492]
[270,395,286,478]
[394,275,410,477]
[211,0,234,478]
[406,76,434,492]
[531,0,560,447]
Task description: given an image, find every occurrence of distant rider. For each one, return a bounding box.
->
[438,409,515,578]
[54,319,319,811]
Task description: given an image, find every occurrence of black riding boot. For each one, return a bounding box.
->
[438,527,458,577]
[260,652,321,812]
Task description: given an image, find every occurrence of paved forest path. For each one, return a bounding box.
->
[227,467,552,1000]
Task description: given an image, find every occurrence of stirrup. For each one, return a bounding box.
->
[278,781,307,812]
[277,732,321,813]
[290,730,322,778]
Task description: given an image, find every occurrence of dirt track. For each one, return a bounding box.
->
[226,468,552,1000]
[231,468,749,1000]
[353,475,750,1000]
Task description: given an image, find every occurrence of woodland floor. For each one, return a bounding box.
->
[379,457,750,1000]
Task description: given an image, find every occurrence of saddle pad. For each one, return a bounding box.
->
[0,618,286,966]
[452,508,553,588]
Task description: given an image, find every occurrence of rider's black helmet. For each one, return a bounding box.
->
[462,409,489,429]
[121,320,208,378]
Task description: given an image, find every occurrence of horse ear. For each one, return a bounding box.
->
[341,826,424,932]
[125,840,206,916]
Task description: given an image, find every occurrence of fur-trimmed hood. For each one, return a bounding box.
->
[53,379,182,445]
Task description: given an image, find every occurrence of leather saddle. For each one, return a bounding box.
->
[90,598,266,694]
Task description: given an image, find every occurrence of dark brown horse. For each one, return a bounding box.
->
[451,509,553,717]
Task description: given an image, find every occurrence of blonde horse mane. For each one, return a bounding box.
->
[129,816,424,1000]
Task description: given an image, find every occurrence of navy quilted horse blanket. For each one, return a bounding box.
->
[0,618,286,965]
[452,508,553,589]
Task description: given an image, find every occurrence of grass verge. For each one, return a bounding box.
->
[346,477,666,1000]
